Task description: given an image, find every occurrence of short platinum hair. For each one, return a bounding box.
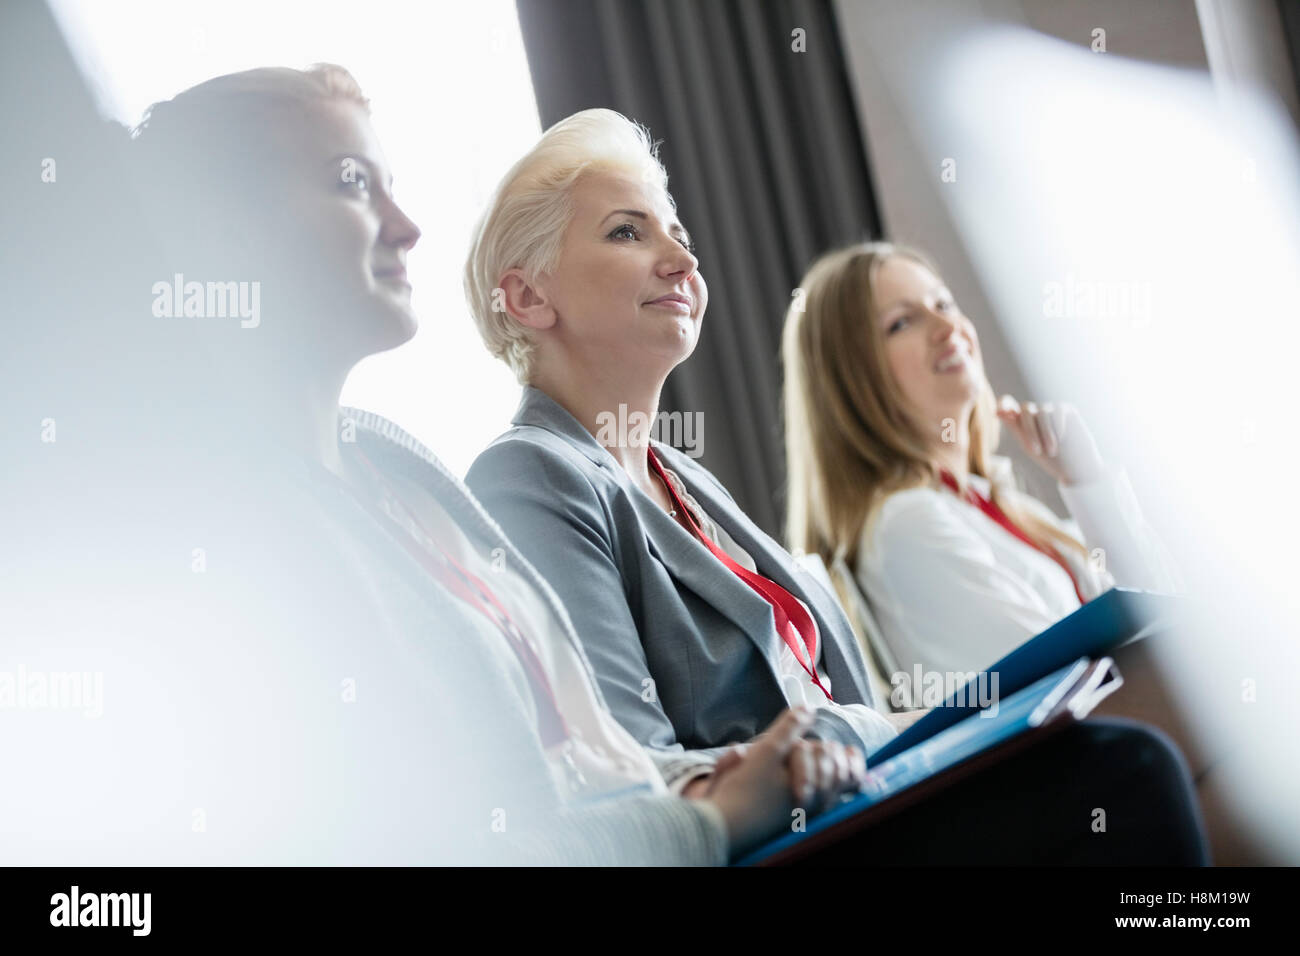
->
[463,108,671,382]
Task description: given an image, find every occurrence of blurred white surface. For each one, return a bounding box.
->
[49,0,533,477]
[932,28,1300,861]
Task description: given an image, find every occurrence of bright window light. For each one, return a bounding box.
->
[50,0,538,476]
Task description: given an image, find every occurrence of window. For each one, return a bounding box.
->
[51,0,539,475]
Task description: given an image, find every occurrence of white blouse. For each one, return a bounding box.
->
[855,456,1183,678]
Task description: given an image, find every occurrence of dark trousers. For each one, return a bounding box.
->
[799,718,1210,865]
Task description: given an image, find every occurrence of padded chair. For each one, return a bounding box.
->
[794,552,914,713]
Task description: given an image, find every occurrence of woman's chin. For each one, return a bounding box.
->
[389,309,420,348]
[666,326,699,364]
[364,300,419,354]
[632,338,695,379]
[938,371,980,400]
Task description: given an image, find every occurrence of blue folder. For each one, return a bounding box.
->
[867,587,1178,766]
[736,657,1117,866]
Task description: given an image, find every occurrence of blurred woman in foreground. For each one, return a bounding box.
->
[2,65,856,865]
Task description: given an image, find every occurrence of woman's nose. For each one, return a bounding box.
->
[380,197,421,251]
[928,307,960,340]
[659,240,698,280]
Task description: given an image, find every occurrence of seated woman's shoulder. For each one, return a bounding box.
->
[859,485,972,561]
[466,427,625,529]
[874,484,951,523]
[470,425,599,485]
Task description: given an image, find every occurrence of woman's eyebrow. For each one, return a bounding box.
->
[603,208,649,223]
[881,285,949,316]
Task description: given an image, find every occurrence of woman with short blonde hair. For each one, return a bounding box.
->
[466,108,901,796]
[465,108,671,383]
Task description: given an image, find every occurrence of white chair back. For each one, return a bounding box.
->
[794,551,905,712]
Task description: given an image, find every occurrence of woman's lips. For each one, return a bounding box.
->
[935,346,971,373]
[646,295,692,314]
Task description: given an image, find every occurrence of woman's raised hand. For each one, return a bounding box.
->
[996,395,1105,486]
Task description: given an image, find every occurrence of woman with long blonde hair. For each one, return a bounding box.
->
[783,241,1181,677]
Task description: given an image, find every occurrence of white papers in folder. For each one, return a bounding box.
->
[863,657,1117,801]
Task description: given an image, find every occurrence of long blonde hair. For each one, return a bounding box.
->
[782,241,1087,569]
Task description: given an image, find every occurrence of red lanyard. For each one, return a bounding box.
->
[345,449,570,748]
[647,449,833,702]
[939,470,1088,606]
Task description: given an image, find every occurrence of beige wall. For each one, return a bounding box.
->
[833,0,1211,508]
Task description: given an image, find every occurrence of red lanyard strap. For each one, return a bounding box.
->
[647,449,833,702]
[939,470,1088,605]
[346,449,570,748]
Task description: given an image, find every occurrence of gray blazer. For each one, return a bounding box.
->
[466,387,884,773]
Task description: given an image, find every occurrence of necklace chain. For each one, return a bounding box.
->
[651,468,677,517]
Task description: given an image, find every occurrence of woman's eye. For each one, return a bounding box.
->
[677,236,696,254]
[339,168,370,194]
[887,316,909,334]
[610,223,639,241]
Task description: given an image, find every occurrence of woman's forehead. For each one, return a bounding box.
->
[575,169,677,225]
[876,256,941,303]
[267,98,387,175]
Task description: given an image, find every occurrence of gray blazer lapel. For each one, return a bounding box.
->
[511,388,787,678]
[509,386,611,469]
[623,484,786,669]
[656,446,874,708]
[508,387,874,708]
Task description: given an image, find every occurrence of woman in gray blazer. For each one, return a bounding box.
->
[464,109,906,796]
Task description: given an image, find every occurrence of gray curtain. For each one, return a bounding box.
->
[1281,0,1300,108]
[516,0,883,538]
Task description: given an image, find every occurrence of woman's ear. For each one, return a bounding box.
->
[499,269,557,331]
